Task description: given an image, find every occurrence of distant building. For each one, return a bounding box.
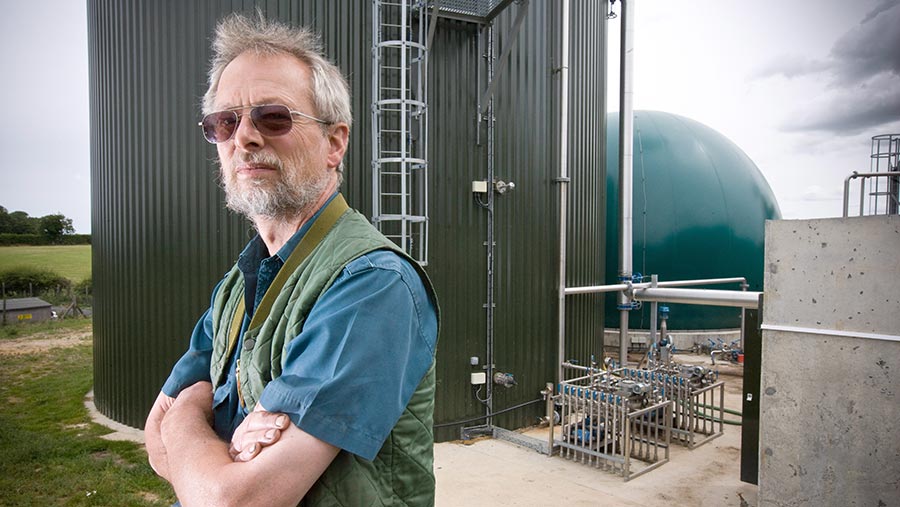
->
[2,297,53,323]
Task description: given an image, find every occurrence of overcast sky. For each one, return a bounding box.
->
[1,0,898,233]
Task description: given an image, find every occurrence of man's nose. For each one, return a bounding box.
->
[233,113,264,150]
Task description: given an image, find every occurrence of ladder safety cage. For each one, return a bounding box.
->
[371,0,430,265]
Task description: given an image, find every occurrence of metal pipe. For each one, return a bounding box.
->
[655,277,747,288]
[618,0,635,366]
[485,24,496,426]
[649,274,658,344]
[565,276,748,295]
[557,0,570,384]
[632,287,761,309]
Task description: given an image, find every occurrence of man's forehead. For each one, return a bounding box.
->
[215,52,312,108]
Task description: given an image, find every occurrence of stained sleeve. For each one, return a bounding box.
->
[258,250,438,461]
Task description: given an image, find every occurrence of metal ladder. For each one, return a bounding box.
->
[371,0,429,264]
[870,134,900,215]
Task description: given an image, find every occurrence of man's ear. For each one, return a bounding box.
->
[325,123,349,169]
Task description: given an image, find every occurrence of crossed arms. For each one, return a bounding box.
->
[145,382,338,507]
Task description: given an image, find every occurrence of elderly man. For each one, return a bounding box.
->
[144,13,439,507]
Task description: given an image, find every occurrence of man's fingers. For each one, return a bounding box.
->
[238,411,289,433]
[230,428,282,461]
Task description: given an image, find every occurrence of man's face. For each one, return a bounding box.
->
[213,51,338,220]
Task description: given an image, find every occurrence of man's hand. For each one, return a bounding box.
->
[145,391,176,480]
[229,405,290,462]
[158,383,339,506]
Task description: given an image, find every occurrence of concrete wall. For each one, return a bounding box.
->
[759,216,900,506]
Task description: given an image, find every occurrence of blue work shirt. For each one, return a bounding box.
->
[162,195,438,460]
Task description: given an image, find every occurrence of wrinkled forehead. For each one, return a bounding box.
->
[215,51,314,110]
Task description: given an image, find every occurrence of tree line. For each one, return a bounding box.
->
[0,206,88,245]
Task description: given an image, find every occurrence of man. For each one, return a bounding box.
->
[145,13,439,507]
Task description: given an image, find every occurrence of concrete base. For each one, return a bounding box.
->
[85,390,144,443]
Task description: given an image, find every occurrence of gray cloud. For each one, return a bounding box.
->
[861,0,899,23]
[830,0,900,84]
[783,73,900,134]
[760,1,900,134]
[751,55,830,80]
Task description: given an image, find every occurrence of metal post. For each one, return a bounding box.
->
[740,280,748,351]
[546,382,555,456]
[618,0,636,366]
[2,282,6,325]
[649,274,658,344]
[557,0,570,384]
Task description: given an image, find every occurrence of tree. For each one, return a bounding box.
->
[39,213,75,241]
[0,206,8,233]
[7,210,39,234]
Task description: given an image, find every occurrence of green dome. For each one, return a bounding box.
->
[605,111,781,330]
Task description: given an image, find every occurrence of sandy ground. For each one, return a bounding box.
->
[435,356,757,507]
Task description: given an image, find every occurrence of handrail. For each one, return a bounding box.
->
[843,171,900,217]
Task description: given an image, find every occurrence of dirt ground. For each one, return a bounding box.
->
[0,328,91,355]
[435,355,757,507]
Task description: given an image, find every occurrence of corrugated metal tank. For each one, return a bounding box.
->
[89,0,607,438]
[604,111,781,331]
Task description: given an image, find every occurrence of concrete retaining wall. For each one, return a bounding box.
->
[759,216,900,506]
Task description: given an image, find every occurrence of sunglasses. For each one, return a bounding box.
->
[199,104,330,144]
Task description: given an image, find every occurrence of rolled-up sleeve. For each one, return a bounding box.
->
[259,250,438,461]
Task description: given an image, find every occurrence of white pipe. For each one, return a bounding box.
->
[632,287,761,309]
[618,0,635,365]
[557,0,570,384]
[565,276,748,295]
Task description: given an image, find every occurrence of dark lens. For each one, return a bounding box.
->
[201,111,238,143]
[251,105,294,137]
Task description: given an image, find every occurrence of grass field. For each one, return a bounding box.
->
[0,245,91,282]
[0,319,176,506]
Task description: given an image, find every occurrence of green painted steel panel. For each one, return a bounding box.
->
[89,0,606,438]
[605,111,781,331]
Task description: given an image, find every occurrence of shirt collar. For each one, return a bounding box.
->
[274,191,340,262]
[238,191,341,267]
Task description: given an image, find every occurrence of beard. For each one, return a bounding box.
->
[219,150,331,221]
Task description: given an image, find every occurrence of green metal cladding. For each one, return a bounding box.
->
[89,0,607,439]
[605,111,781,331]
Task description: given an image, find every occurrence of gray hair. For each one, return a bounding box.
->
[203,12,352,129]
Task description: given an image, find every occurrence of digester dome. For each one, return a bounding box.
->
[605,111,781,330]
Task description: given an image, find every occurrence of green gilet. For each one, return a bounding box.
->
[209,200,438,507]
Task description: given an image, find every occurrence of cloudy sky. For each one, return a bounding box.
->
[607,0,900,218]
[1,0,898,232]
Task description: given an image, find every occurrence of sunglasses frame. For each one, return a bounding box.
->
[199,104,331,144]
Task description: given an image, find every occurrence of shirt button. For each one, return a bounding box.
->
[243,338,256,350]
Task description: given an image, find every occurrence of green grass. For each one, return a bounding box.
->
[0,317,95,340]
[0,245,92,283]
[0,319,176,506]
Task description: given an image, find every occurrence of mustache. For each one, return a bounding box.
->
[233,151,284,171]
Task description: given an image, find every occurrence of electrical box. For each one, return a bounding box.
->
[470,372,487,385]
[471,180,488,194]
